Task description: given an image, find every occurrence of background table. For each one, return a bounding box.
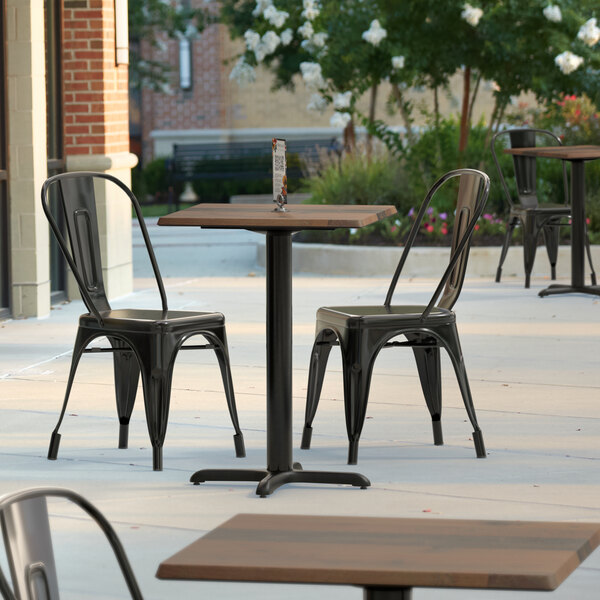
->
[158,203,396,496]
[504,145,600,297]
[157,513,600,599]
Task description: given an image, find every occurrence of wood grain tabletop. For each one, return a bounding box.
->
[156,513,600,591]
[157,203,397,231]
[504,145,600,161]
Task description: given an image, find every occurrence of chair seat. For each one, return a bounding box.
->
[80,308,225,332]
[317,305,453,329]
[512,204,570,216]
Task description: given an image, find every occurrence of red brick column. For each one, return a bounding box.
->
[63,0,129,157]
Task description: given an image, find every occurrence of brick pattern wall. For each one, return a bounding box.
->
[141,20,227,162]
[63,0,129,157]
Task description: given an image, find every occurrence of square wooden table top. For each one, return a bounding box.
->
[504,145,600,161]
[156,513,600,591]
[157,203,397,231]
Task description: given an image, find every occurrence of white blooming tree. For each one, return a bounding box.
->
[221,0,600,157]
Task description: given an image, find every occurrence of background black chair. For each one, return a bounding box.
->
[41,172,245,470]
[491,128,596,288]
[0,487,143,599]
[300,169,490,464]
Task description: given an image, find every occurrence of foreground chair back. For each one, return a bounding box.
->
[300,169,490,464]
[41,172,245,470]
[491,127,596,287]
[0,487,143,600]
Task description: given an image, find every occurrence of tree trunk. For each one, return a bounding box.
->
[458,66,471,160]
[391,83,416,146]
[343,118,356,153]
[480,97,499,171]
[467,72,482,125]
[366,83,378,159]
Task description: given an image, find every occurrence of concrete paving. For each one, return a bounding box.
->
[1,221,599,599]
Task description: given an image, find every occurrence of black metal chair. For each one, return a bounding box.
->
[41,171,245,471]
[300,169,490,464]
[491,128,596,288]
[0,487,143,600]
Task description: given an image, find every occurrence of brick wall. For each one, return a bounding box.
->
[63,0,129,157]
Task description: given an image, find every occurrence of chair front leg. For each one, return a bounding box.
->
[341,334,378,465]
[584,229,597,285]
[109,337,140,450]
[48,328,92,461]
[542,222,560,280]
[496,217,518,283]
[522,216,539,288]
[301,329,337,450]
[435,324,486,459]
[136,334,176,471]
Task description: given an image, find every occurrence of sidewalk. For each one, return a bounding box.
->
[1,223,599,599]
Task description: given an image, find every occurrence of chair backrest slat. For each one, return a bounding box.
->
[0,496,59,599]
[385,169,490,314]
[41,172,169,323]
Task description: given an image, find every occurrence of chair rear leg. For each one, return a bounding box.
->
[542,223,560,280]
[496,218,517,283]
[436,324,486,458]
[301,330,336,450]
[211,331,246,458]
[48,329,89,460]
[109,338,140,450]
[408,335,443,446]
[522,218,539,288]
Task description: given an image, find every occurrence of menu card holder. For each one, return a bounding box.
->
[272,138,287,212]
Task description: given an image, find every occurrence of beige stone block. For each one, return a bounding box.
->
[11,247,38,283]
[16,280,50,319]
[9,179,36,211]
[7,41,32,77]
[9,110,34,146]
[16,145,34,180]
[16,76,32,111]
[18,213,37,249]
[103,261,133,300]
[5,5,16,42]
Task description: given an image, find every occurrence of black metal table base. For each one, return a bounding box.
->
[364,586,412,599]
[539,284,600,297]
[190,464,370,498]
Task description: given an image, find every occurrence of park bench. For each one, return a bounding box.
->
[167,138,338,207]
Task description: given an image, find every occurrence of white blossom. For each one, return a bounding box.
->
[330,111,352,129]
[264,5,289,29]
[244,30,261,52]
[543,5,562,23]
[333,91,352,109]
[307,93,327,112]
[262,31,281,53]
[298,21,314,39]
[252,0,273,17]
[229,57,256,86]
[302,0,321,21]
[555,50,584,74]
[312,32,328,48]
[280,28,293,45]
[461,4,483,27]
[391,55,405,70]
[300,61,325,90]
[362,19,387,46]
[577,18,600,47]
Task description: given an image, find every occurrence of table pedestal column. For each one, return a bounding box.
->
[364,586,412,599]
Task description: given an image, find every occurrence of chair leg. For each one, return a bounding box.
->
[211,330,246,458]
[435,324,486,458]
[48,329,89,460]
[522,217,539,289]
[109,338,140,450]
[496,218,517,283]
[342,339,377,465]
[409,335,443,446]
[585,231,597,285]
[301,329,336,450]
[542,223,560,280]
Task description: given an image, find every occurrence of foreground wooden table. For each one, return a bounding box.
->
[504,145,600,297]
[158,204,396,496]
[157,514,600,599]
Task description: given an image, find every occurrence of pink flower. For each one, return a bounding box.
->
[474,224,480,231]
[483,213,493,221]
[586,218,591,225]
[391,225,397,232]
[426,224,434,233]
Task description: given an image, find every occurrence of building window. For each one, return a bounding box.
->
[179,36,192,90]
